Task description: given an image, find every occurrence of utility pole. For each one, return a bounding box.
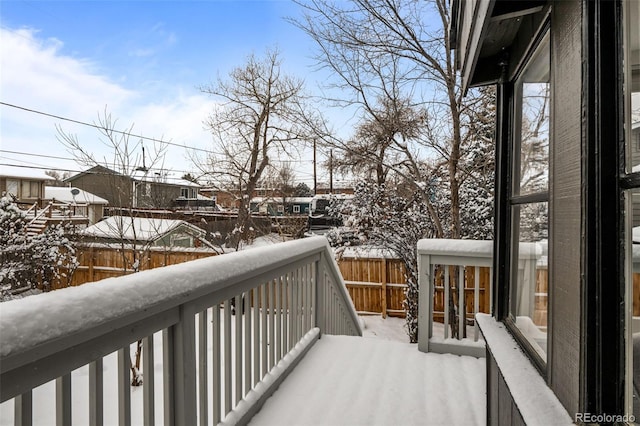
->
[313,139,317,195]
[329,149,333,194]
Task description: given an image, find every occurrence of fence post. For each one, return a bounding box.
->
[88,246,95,283]
[418,253,432,353]
[315,253,326,337]
[381,259,387,319]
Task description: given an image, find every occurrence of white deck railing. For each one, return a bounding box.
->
[0,236,361,426]
[417,239,547,358]
[417,239,493,358]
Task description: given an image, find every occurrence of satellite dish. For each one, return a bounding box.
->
[70,188,80,203]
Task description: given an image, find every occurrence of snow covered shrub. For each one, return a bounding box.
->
[0,196,78,300]
[332,182,435,343]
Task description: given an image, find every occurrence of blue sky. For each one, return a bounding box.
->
[0,0,340,186]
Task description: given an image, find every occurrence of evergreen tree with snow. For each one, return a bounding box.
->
[0,196,78,301]
[329,182,435,342]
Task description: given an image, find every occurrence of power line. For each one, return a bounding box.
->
[0,101,213,154]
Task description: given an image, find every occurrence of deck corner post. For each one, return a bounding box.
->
[418,253,432,353]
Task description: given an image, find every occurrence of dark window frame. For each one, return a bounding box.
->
[500,23,552,376]
[581,0,625,415]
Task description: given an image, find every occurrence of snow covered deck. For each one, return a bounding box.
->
[249,334,486,426]
[1,237,489,425]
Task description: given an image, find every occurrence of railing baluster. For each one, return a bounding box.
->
[117,347,131,426]
[143,336,154,426]
[163,328,174,426]
[276,276,282,362]
[303,267,308,335]
[253,288,260,387]
[56,373,72,426]
[444,266,450,340]
[308,263,313,331]
[288,273,294,350]
[284,274,290,352]
[261,283,268,378]
[474,266,480,341]
[458,266,464,340]
[244,291,251,396]
[89,359,103,426]
[198,311,207,426]
[235,293,243,405]
[212,305,221,424]
[269,280,275,371]
[292,272,299,344]
[224,299,232,416]
[312,262,317,329]
[15,391,32,426]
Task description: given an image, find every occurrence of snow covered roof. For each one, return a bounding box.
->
[65,165,129,182]
[81,216,204,241]
[0,165,51,181]
[45,186,109,205]
[133,174,201,188]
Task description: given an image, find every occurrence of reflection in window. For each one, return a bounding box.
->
[514,36,550,196]
[510,33,550,363]
[625,0,640,419]
[6,179,18,197]
[510,202,548,359]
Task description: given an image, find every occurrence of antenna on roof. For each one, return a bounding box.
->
[135,144,148,172]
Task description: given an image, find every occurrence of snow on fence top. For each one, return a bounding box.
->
[0,236,330,357]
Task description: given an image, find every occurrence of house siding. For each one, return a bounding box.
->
[487,349,527,426]
[549,0,582,415]
[69,172,132,207]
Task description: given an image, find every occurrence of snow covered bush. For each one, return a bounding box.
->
[0,196,78,301]
[329,182,435,343]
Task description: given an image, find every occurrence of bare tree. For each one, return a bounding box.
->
[56,108,169,386]
[292,0,471,238]
[197,48,325,247]
[45,170,71,186]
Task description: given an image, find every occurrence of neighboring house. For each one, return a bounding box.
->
[0,165,50,207]
[452,0,637,422]
[64,165,133,208]
[249,196,312,216]
[80,216,214,249]
[65,166,203,209]
[44,186,108,225]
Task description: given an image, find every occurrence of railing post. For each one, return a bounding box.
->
[170,305,197,426]
[315,254,326,337]
[418,253,432,353]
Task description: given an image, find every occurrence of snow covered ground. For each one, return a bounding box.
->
[0,314,486,426]
[249,333,486,426]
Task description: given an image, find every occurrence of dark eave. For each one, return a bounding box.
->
[452,0,546,92]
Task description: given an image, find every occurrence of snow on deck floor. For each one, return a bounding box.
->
[249,334,486,426]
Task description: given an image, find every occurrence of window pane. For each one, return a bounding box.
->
[627,0,640,173]
[6,179,18,197]
[510,201,549,360]
[514,35,550,196]
[627,190,640,419]
[625,1,640,418]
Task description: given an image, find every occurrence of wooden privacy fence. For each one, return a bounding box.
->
[336,254,408,318]
[53,245,218,289]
